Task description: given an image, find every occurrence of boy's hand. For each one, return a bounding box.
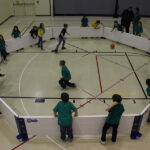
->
[54,112,58,117]
[74,111,78,117]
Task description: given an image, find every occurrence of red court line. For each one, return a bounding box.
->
[77,71,134,110]
[11,135,36,150]
[96,56,103,93]
[96,71,133,98]
[21,26,27,34]
[79,88,95,97]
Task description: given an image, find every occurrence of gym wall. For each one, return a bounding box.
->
[0,0,13,24]
[54,0,150,16]
[118,0,150,16]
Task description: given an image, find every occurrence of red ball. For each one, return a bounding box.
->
[110,43,115,49]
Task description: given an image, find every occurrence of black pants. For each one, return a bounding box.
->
[1,50,7,61]
[60,125,73,141]
[101,123,119,142]
[59,78,75,89]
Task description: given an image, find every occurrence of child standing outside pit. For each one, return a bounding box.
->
[11,26,21,39]
[133,8,141,34]
[59,60,76,90]
[111,21,123,32]
[0,34,9,63]
[92,20,105,29]
[81,16,89,27]
[52,24,69,54]
[100,94,125,145]
[146,79,150,96]
[38,23,45,50]
[134,21,143,36]
[53,92,78,142]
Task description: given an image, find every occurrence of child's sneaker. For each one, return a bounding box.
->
[52,50,58,54]
[68,138,73,143]
[61,139,66,143]
[0,74,5,77]
[62,47,66,50]
[100,139,106,145]
[72,84,77,88]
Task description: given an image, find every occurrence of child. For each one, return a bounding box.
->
[81,16,89,27]
[59,60,76,90]
[0,34,9,63]
[30,26,38,39]
[53,92,78,142]
[11,26,21,39]
[111,21,123,32]
[38,23,45,50]
[52,24,69,54]
[100,94,125,145]
[134,21,143,36]
[146,79,150,96]
[92,20,105,29]
[133,8,141,34]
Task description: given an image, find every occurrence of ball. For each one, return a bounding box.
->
[148,38,150,40]
[110,43,115,49]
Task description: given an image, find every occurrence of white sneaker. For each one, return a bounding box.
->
[100,139,106,145]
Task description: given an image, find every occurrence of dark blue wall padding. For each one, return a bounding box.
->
[118,0,150,16]
[54,0,150,16]
[54,0,116,15]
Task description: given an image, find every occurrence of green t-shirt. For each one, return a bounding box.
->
[134,26,143,35]
[147,87,150,96]
[117,24,123,31]
[106,104,125,125]
[133,13,141,25]
[11,31,20,38]
[53,101,77,126]
[81,18,88,27]
[0,40,6,51]
[62,66,71,81]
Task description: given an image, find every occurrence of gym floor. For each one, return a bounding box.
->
[0,16,150,150]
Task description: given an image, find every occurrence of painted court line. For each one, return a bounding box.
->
[67,43,149,79]
[96,56,103,93]
[11,135,36,150]
[19,54,39,116]
[47,136,67,150]
[77,60,150,109]
[0,96,148,100]
[22,21,34,36]
[125,53,148,99]
[96,60,150,98]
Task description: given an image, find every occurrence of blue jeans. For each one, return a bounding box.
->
[55,37,65,51]
[60,125,73,141]
[38,37,43,50]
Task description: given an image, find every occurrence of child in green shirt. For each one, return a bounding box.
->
[53,93,78,142]
[11,26,21,39]
[100,94,125,145]
[111,21,123,32]
[0,34,9,63]
[81,16,89,27]
[134,21,143,36]
[146,79,150,96]
[59,60,76,90]
[133,8,141,34]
